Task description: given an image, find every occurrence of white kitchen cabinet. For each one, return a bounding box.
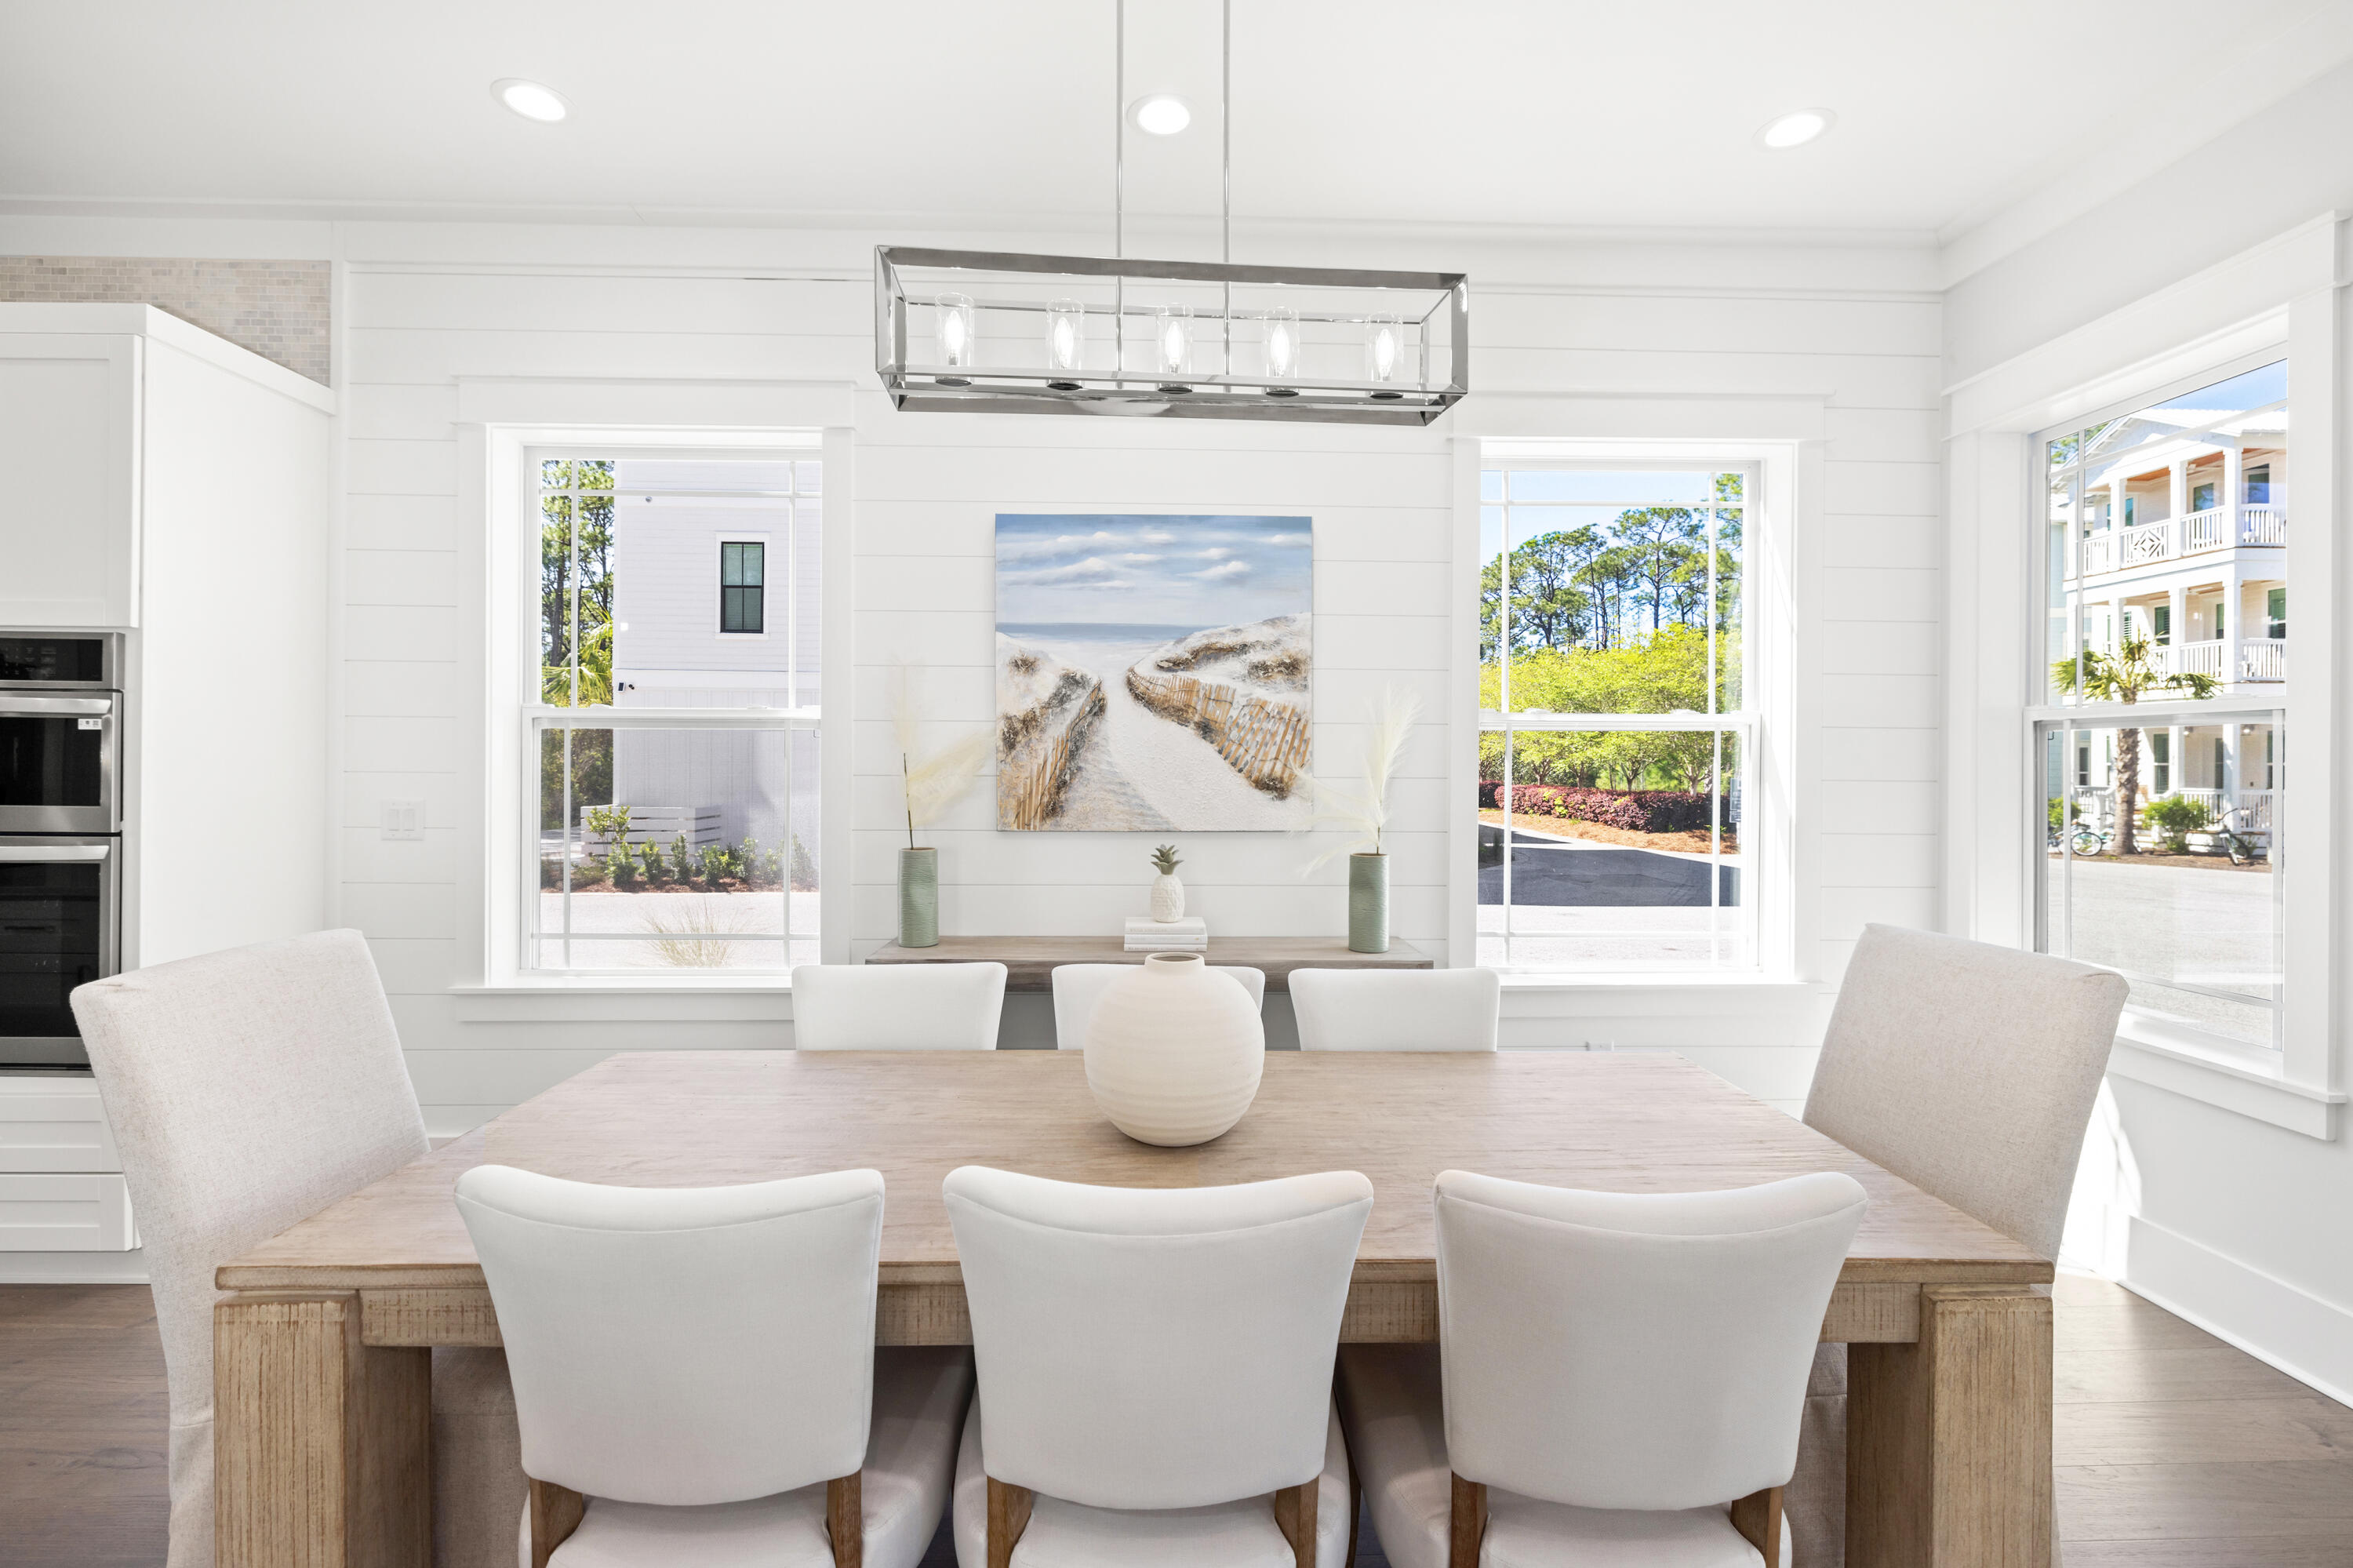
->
[0,334,137,625]
[0,304,333,1262]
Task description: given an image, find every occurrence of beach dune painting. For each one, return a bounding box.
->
[995,513,1313,831]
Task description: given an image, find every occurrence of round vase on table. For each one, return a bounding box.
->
[1349,852,1389,954]
[898,847,939,948]
[1084,952,1264,1147]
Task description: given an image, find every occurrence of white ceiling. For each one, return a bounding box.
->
[5,0,2351,253]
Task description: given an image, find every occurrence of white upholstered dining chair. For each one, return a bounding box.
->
[69,929,522,1568]
[1289,967,1500,1052]
[942,1166,1373,1568]
[1340,1170,1867,1568]
[1048,962,1266,1050]
[1784,923,2129,1566]
[456,1164,971,1568]
[790,962,1009,1050]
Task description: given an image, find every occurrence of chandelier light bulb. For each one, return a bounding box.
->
[1046,300,1086,384]
[1264,307,1300,385]
[1365,315,1402,384]
[935,293,976,377]
[1153,304,1191,380]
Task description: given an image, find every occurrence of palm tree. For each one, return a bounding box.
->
[2050,632,2218,855]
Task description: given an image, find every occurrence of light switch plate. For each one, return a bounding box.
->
[380,801,426,841]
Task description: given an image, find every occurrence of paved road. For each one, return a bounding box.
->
[2054,856,2276,1042]
[1479,828,1739,908]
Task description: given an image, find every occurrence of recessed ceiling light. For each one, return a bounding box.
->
[1128,95,1191,136]
[1757,107,1835,150]
[493,78,569,123]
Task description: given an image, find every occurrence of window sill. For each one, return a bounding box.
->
[450,976,794,1025]
[2108,1013,2341,1139]
[1495,973,1821,1020]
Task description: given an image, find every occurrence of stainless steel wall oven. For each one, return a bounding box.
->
[0,633,123,1068]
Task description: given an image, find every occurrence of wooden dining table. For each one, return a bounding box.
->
[213,1049,2053,1568]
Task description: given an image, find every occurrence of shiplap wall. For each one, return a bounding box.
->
[323,224,1940,1135]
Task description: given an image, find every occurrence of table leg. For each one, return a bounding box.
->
[215,1290,432,1568]
[1847,1285,2052,1568]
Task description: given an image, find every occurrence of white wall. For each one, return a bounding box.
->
[322,224,1942,1130]
[0,213,1945,1135]
[1944,64,2353,1399]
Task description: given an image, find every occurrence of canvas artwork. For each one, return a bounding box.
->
[995,514,1313,831]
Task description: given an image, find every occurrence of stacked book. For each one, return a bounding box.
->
[1124,916,1207,953]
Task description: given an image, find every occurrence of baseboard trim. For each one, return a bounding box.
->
[2121,1213,2353,1408]
[0,1249,150,1286]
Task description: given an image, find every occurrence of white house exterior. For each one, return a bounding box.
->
[606,458,824,860]
[2051,400,2285,839]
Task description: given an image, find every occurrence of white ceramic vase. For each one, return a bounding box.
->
[1084,953,1264,1146]
[1151,871,1186,922]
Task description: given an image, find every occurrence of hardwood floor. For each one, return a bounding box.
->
[5,1275,2347,1566]
[0,1285,171,1568]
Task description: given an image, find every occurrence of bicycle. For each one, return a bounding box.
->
[2211,806,2264,867]
[2069,822,2112,857]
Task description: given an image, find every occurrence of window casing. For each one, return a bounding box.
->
[527,454,821,974]
[2033,357,2288,1050]
[1475,464,1755,973]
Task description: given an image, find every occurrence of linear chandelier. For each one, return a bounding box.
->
[874,3,1468,426]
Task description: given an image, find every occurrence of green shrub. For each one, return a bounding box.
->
[2141,794,2211,853]
[669,835,693,883]
[697,844,733,887]
[790,835,818,891]
[635,839,665,885]
[570,856,609,887]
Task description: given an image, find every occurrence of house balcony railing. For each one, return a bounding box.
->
[2073,505,2286,578]
[2158,638,2286,682]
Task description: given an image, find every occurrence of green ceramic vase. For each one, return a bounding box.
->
[1348,853,1389,954]
[898,846,939,948]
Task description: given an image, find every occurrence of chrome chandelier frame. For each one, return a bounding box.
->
[872,1,1469,426]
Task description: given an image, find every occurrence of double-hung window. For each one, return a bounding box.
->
[2034,358,2286,1047]
[529,455,822,973]
[1476,464,1753,971]
[719,541,766,634]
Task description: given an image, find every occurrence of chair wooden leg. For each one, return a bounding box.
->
[1347,1464,1363,1568]
[1731,1486,1784,1568]
[526,1478,584,1568]
[1274,1480,1317,1568]
[827,1472,863,1568]
[986,1476,1034,1568]
[1449,1473,1486,1568]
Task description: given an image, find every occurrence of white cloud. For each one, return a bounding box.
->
[1201,546,1234,559]
[1266,533,1308,545]
[1115,553,1162,563]
[1005,556,1132,587]
[1137,530,1176,544]
[1197,558,1253,581]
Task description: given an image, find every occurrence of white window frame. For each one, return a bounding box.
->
[1944,214,2344,1137]
[2027,348,2293,1057]
[1452,439,1796,986]
[522,451,817,977]
[462,402,853,995]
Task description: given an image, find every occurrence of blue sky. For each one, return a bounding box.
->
[995,513,1311,628]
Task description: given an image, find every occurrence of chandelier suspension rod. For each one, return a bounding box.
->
[1223,0,1232,379]
[1114,0,1126,380]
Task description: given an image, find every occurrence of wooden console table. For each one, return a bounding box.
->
[862,935,1433,991]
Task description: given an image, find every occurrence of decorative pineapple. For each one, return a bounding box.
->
[1148,842,1186,922]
